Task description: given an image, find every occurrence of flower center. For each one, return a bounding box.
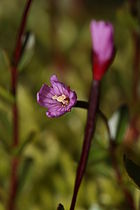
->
[52,94,69,106]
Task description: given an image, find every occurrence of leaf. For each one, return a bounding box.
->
[108,105,129,143]
[57,204,65,210]
[17,157,33,195]
[0,86,14,104]
[18,32,35,72]
[117,9,139,32]
[16,131,36,156]
[0,49,10,70]
[0,108,12,147]
[0,137,10,154]
[124,155,140,188]
[0,49,11,87]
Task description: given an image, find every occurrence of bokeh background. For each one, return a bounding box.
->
[0,0,140,210]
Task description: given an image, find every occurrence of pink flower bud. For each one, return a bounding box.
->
[90,20,115,81]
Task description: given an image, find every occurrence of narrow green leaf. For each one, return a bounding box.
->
[16,131,36,156]
[0,49,10,70]
[124,155,140,188]
[116,105,129,143]
[18,32,35,72]
[108,105,129,143]
[0,49,11,88]
[0,86,14,104]
[0,137,10,154]
[17,157,33,194]
[117,10,139,31]
[0,108,12,145]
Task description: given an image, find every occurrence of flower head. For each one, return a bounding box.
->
[37,75,77,118]
[90,20,115,81]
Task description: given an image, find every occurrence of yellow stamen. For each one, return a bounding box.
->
[52,94,69,105]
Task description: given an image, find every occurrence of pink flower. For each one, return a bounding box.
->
[90,20,115,81]
[37,75,77,118]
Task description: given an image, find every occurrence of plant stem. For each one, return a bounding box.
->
[132,31,140,102]
[70,80,100,210]
[75,100,135,209]
[8,158,19,210]
[8,1,33,210]
[123,0,140,148]
[131,0,140,100]
[75,100,88,109]
[12,0,33,68]
[75,100,111,137]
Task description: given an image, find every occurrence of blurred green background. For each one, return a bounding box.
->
[0,0,140,210]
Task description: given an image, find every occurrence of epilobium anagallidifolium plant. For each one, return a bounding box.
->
[37,20,136,210]
[37,20,115,210]
[69,20,115,210]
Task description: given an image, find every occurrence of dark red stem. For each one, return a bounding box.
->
[8,1,33,210]
[128,0,140,103]
[12,0,33,67]
[132,31,140,102]
[75,100,135,209]
[8,158,19,210]
[70,80,100,210]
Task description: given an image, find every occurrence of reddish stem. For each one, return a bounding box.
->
[75,101,136,209]
[12,0,33,67]
[132,31,140,102]
[70,80,100,210]
[8,158,19,210]
[8,1,33,210]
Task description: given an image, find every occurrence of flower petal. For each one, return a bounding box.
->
[50,75,59,83]
[90,20,115,80]
[90,20,114,62]
[37,84,51,107]
[37,75,77,118]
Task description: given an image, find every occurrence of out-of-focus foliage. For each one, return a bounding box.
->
[0,0,140,210]
[124,155,140,188]
[108,105,129,143]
